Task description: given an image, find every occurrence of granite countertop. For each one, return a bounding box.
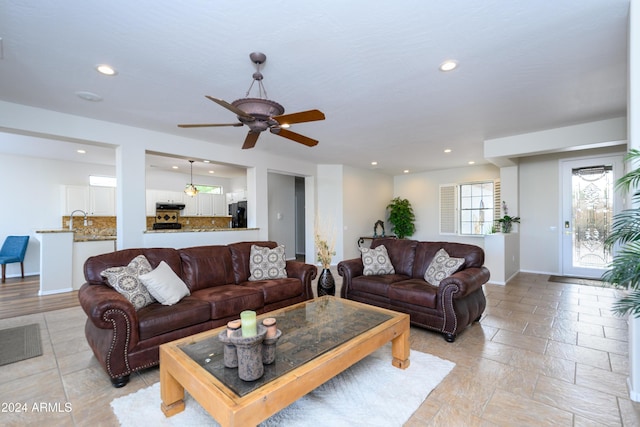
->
[35,229,116,242]
[144,228,258,233]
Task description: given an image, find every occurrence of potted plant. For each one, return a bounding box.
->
[496,201,520,233]
[386,197,416,239]
[602,149,640,317]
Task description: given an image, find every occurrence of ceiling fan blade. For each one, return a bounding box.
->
[272,128,318,147]
[205,96,254,120]
[272,109,325,125]
[242,131,261,149]
[177,123,243,128]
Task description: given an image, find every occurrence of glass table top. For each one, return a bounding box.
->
[179,297,393,397]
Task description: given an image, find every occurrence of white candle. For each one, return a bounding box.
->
[240,310,257,337]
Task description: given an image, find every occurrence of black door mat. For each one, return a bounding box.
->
[548,275,610,287]
[0,323,43,366]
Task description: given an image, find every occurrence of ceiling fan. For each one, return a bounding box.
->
[178,52,325,150]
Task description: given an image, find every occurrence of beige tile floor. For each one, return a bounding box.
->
[1,272,640,426]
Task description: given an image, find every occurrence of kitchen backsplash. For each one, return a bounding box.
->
[63,215,233,236]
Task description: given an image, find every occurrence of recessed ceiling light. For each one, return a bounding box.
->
[208,170,214,174]
[172,166,179,169]
[403,170,409,174]
[468,161,475,165]
[280,124,291,129]
[75,91,102,102]
[444,149,452,153]
[203,160,210,163]
[439,60,458,72]
[96,64,118,76]
[77,149,86,154]
[371,161,378,166]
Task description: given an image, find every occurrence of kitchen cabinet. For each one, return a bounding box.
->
[182,193,214,216]
[213,194,226,216]
[64,185,116,216]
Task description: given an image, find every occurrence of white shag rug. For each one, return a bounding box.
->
[111,346,454,427]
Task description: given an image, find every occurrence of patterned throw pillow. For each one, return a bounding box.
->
[248,245,287,281]
[100,254,156,310]
[424,249,465,287]
[360,245,395,276]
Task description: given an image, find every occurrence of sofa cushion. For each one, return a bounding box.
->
[371,238,417,276]
[229,241,278,283]
[100,255,156,310]
[137,296,211,341]
[360,245,395,275]
[191,285,264,320]
[388,279,438,308]
[243,277,304,304]
[85,248,182,286]
[351,274,411,297]
[412,242,484,279]
[248,244,287,281]
[139,261,191,305]
[179,246,236,292]
[424,249,465,287]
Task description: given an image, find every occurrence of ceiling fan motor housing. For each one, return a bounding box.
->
[232,98,285,131]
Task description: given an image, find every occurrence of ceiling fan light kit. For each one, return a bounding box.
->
[178,52,325,149]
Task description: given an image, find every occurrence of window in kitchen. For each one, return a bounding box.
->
[191,185,223,194]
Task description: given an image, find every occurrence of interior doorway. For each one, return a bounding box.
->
[561,154,623,278]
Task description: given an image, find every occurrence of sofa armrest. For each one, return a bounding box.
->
[78,283,140,346]
[438,266,490,298]
[337,258,364,298]
[285,260,318,300]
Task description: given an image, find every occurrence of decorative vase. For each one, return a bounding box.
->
[317,268,335,296]
[502,222,512,233]
[229,325,267,381]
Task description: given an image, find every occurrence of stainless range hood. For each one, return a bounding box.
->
[155,202,185,210]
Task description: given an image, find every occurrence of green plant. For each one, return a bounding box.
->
[495,201,520,233]
[386,197,416,239]
[602,149,640,317]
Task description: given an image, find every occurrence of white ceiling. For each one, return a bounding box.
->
[0,0,630,176]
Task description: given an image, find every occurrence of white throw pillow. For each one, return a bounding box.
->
[424,248,465,287]
[139,261,190,305]
[100,254,156,310]
[248,245,287,281]
[360,245,395,276]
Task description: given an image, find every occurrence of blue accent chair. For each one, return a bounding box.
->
[0,236,29,283]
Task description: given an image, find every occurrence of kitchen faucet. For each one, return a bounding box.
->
[69,210,88,230]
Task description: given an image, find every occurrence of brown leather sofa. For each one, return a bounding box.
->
[78,241,316,387]
[337,238,489,342]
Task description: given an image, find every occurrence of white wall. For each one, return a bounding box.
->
[145,168,233,193]
[267,172,296,259]
[342,166,394,260]
[393,164,500,245]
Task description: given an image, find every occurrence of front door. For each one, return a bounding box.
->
[561,155,623,278]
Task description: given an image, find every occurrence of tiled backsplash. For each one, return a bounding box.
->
[63,215,233,236]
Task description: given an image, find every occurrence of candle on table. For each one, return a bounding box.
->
[263,317,277,338]
[227,319,241,337]
[240,310,257,337]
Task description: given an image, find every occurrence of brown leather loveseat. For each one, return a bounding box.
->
[78,241,316,387]
[337,238,489,342]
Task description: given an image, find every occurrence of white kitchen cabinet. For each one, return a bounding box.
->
[64,185,90,214]
[89,186,116,216]
[64,185,116,216]
[182,193,198,216]
[198,193,214,216]
[146,190,186,215]
[213,194,226,215]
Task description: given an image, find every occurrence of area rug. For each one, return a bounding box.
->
[548,275,609,287]
[111,346,455,427]
[0,323,43,366]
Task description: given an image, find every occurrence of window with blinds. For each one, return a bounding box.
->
[440,180,500,235]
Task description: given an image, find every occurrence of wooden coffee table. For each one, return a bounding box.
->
[159,296,410,427]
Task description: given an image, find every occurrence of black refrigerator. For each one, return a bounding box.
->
[229,201,247,228]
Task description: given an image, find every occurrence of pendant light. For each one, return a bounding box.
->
[184,160,199,197]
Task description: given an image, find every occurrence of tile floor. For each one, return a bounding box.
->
[1,272,640,426]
